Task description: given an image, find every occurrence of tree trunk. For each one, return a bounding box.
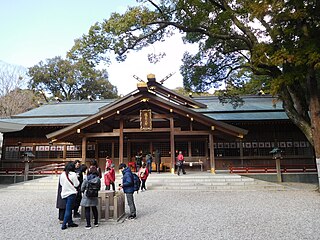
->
[306,67,320,189]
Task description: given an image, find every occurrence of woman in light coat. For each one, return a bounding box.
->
[80,166,101,229]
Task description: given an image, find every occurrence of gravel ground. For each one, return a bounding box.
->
[1,187,320,240]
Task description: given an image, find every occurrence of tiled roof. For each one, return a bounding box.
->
[0,95,286,127]
[194,95,287,120]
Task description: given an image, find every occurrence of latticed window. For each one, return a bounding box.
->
[175,141,188,156]
[66,145,81,158]
[153,142,170,157]
[98,143,112,158]
[191,141,205,156]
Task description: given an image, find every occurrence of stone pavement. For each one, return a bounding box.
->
[0,180,319,240]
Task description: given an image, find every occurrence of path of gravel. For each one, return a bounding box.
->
[1,187,320,240]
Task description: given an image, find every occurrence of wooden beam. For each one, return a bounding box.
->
[85,132,119,137]
[173,130,210,135]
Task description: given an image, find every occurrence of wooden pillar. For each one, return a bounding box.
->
[127,141,131,164]
[119,119,124,166]
[63,145,67,160]
[82,137,87,162]
[188,141,192,159]
[111,142,115,160]
[170,117,175,174]
[209,132,215,173]
[239,139,244,166]
[95,142,99,161]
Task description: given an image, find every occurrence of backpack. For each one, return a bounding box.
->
[86,179,99,198]
[133,173,141,193]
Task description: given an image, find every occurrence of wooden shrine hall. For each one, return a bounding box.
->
[0,74,315,174]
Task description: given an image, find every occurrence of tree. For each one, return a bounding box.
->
[69,1,320,184]
[28,56,118,101]
[0,61,27,97]
[0,89,40,117]
[0,62,39,117]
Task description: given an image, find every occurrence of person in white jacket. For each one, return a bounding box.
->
[60,162,80,230]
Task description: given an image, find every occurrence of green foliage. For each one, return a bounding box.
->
[28,57,118,100]
[69,0,320,147]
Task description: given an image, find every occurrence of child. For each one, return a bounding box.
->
[138,163,149,191]
[104,163,115,191]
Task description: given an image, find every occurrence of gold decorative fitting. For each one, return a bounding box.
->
[186,114,189,117]
[116,111,120,114]
[97,119,100,123]
[101,117,104,120]
[147,73,156,81]
[167,94,171,97]
[170,109,173,113]
[238,134,244,139]
[190,118,194,121]
[211,126,215,130]
[140,98,149,102]
[77,129,81,133]
[137,82,148,88]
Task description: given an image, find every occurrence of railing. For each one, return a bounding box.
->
[29,163,65,177]
[229,164,317,174]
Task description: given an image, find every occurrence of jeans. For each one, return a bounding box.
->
[62,194,76,228]
[126,193,136,216]
[147,161,152,173]
[141,179,147,190]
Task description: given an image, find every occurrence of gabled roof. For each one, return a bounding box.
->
[0,121,25,132]
[46,89,247,140]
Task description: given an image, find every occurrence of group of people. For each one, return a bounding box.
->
[135,149,162,174]
[57,159,102,230]
[57,149,185,230]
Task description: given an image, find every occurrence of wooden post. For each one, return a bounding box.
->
[275,157,282,182]
[63,145,67,160]
[209,132,215,173]
[239,139,244,166]
[170,117,175,174]
[82,137,87,162]
[119,119,124,165]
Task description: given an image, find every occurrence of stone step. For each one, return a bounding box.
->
[2,173,288,192]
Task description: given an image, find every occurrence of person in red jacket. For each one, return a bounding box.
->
[177,151,186,176]
[138,163,149,191]
[104,163,116,191]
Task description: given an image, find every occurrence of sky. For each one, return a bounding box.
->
[0,0,197,95]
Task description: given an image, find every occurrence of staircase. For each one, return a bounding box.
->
[1,172,291,192]
[145,172,289,191]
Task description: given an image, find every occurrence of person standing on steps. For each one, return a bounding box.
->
[155,149,161,173]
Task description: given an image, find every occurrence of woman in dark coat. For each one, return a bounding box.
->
[56,180,66,223]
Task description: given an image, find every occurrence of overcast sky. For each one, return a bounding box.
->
[0,0,197,95]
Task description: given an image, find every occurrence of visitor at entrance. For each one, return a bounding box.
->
[138,163,149,191]
[177,151,186,176]
[155,149,161,173]
[135,152,142,172]
[119,163,137,220]
[146,152,153,174]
